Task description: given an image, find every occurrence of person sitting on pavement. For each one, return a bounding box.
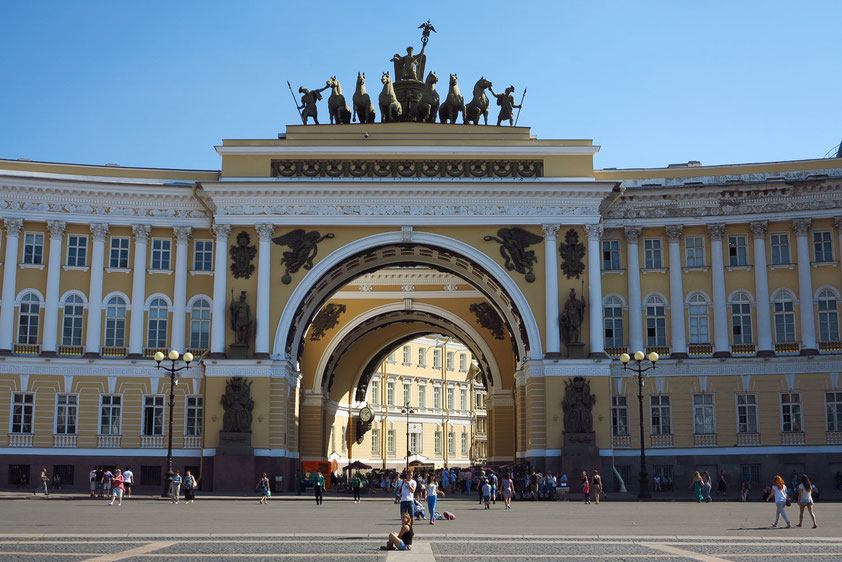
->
[381,512,414,551]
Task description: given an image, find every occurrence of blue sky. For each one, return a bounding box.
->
[1,1,840,171]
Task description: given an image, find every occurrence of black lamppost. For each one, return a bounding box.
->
[153,349,193,497]
[401,401,414,472]
[619,350,658,499]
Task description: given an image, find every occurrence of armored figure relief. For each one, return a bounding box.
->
[229,290,253,345]
[469,302,506,340]
[562,376,596,434]
[310,303,347,341]
[297,85,329,125]
[483,227,544,282]
[489,85,522,126]
[559,228,586,279]
[272,229,336,284]
[229,231,256,279]
[221,377,254,433]
[560,288,586,344]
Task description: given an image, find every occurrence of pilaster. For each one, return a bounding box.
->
[41,220,66,355]
[624,227,643,353]
[84,223,109,356]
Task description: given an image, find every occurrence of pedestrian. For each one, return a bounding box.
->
[689,471,703,503]
[398,471,417,517]
[702,471,713,503]
[481,478,492,509]
[256,472,270,504]
[183,470,196,504]
[796,474,817,528]
[95,466,104,498]
[489,471,498,504]
[52,473,61,490]
[123,466,133,497]
[767,475,791,528]
[108,468,124,506]
[591,470,603,504]
[314,470,325,505]
[89,467,97,498]
[740,479,751,501]
[581,471,590,504]
[351,471,362,503]
[502,471,514,509]
[33,467,49,496]
[170,471,182,504]
[717,471,727,497]
[426,475,443,524]
[654,473,662,492]
[380,512,414,551]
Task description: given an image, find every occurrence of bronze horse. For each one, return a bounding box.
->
[411,71,439,123]
[326,76,352,124]
[465,76,493,125]
[379,72,402,122]
[352,72,376,124]
[438,73,464,124]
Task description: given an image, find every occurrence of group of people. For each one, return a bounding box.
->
[87,466,134,503]
[767,473,818,528]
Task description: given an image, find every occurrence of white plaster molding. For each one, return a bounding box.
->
[214,144,600,157]
[19,374,29,392]
[64,375,73,393]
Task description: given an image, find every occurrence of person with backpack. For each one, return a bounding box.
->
[489,471,499,504]
[33,467,49,496]
[351,472,362,504]
[182,470,196,504]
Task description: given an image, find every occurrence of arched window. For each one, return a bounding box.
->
[603,296,624,347]
[773,291,796,344]
[645,295,666,347]
[17,293,41,345]
[687,294,710,344]
[146,298,169,348]
[61,295,85,346]
[817,289,839,343]
[105,296,127,347]
[189,298,211,349]
[730,292,753,345]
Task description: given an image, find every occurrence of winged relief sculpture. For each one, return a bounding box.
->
[483,227,544,282]
[272,229,335,284]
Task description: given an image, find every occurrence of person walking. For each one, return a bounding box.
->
[426,476,443,524]
[502,472,514,509]
[351,472,362,504]
[702,471,713,502]
[767,475,792,528]
[717,471,727,497]
[398,471,417,517]
[481,478,492,509]
[108,469,124,507]
[313,470,325,505]
[33,467,49,496]
[591,470,603,505]
[123,466,133,497]
[170,471,182,503]
[257,472,270,504]
[689,471,703,503]
[796,474,817,528]
[581,471,591,504]
[183,470,196,504]
[489,471,498,505]
[89,467,97,498]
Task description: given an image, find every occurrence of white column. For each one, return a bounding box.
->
[585,224,605,356]
[41,221,66,354]
[210,224,232,356]
[171,227,191,353]
[128,224,150,356]
[793,218,817,353]
[541,224,561,355]
[624,227,643,353]
[255,224,275,357]
[84,223,109,355]
[0,219,23,353]
[665,226,687,357]
[836,217,842,281]
[707,224,730,357]
[749,221,773,356]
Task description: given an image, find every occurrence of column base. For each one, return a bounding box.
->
[800,348,819,356]
[712,351,732,358]
[669,352,689,359]
[756,349,775,357]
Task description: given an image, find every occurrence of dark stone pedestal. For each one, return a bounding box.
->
[562,431,599,498]
[566,343,586,359]
[212,454,256,493]
[564,431,597,455]
[218,431,253,456]
[227,343,250,359]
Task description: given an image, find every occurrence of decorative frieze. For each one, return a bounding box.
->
[270,159,543,179]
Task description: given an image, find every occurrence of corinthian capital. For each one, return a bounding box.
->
[132,224,151,241]
[3,218,23,237]
[541,224,560,238]
[792,218,811,236]
[255,224,275,241]
[173,226,192,244]
[665,225,683,242]
[584,224,603,240]
[47,220,66,239]
[835,217,842,233]
[623,226,642,243]
[212,223,232,240]
[90,223,109,241]
[707,224,725,240]
[749,221,768,238]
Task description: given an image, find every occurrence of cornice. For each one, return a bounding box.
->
[214,144,600,157]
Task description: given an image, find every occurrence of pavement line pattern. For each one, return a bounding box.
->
[83,541,176,561]
[641,542,731,562]
[386,539,434,561]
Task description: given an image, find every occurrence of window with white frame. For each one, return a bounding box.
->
[371,428,380,454]
[387,351,396,364]
[104,296,127,347]
[23,232,44,265]
[693,394,715,434]
[730,292,753,345]
[687,294,710,344]
[387,429,396,454]
[341,425,346,453]
[650,395,671,435]
[770,233,790,265]
[459,353,467,371]
[461,431,468,454]
[142,396,164,436]
[185,396,203,436]
[433,386,442,409]
[728,235,748,266]
[11,393,34,434]
[644,239,662,269]
[685,236,705,267]
[781,392,802,432]
[460,387,468,410]
[409,430,421,454]
[602,239,621,270]
[604,296,624,347]
[417,348,426,367]
[645,295,667,347]
[146,298,169,348]
[612,396,629,436]
[99,395,121,435]
[150,238,171,270]
[402,382,411,406]
[417,384,426,409]
[447,431,455,455]
[432,349,441,369]
[475,392,485,410]
[737,394,758,434]
[109,236,130,269]
[66,235,87,267]
[446,351,454,370]
[189,298,211,349]
[817,289,839,342]
[813,231,834,263]
[369,379,380,405]
[826,391,842,432]
[773,291,796,344]
[61,295,84,346]
[17,293,40,345]
[386,381,395,406]
[402,345,411,365]
[55,394,77,434]
[434,430,442,454]
[193,240,213,271]
[446,386,455,410]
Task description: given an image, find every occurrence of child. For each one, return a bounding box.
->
[482,479,492,509]
[582,471,591,504]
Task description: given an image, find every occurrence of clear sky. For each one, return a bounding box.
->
[1,1,840,171]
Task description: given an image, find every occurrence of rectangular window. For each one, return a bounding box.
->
[781,392,802,432]
[814,231,834,263]
[11,393,34,434]
[370,379,380,405]
[386,381,395,406]
[461,432,468,455]
[434,431,442,454]
[55,394,77,435]
[433,386,442,410]
[387,351,396,364]
[459,353,467,371]
[644,239,662,269]
[685,236,705,267]
[150,238,171,270]
[728,235,748,266]
[741,463,761,484]
[66,235,88,267]
[402,382,411,407]
[447,431,455,455]
[432,349,441,369]
[185,396,203,436]
[604,299,624,347]
[193,240,213,271]
[402,346,411,365]
[602,240,621,270]
[731,298,753,345]
[140,465,161,486]
[409,431,421,454]
[650,395,671,435]
[460,388,467,411]
[371,428,380,454]
[693,394,715,434]
[142,396,164,436]
[417,348,426,367]
[99,395,121,435]
[418,384,426,409]
[825,391,842,432]
[52,464,75,486]
[446,351,454,370]
[109,237,130,269]
[446,386,454,410]
[737,394,758,434]
[23,232,44,265]
[770,233,790,265]
[611,396,629,436]
[475,392,485,410]
[688,301,710,344]
[387,430,396,454]
[8,464,30,486]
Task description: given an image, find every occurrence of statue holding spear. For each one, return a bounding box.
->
[289,80,329,125]
[489,85,525,127]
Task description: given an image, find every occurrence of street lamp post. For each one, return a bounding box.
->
[401,401,414,472]
[619,350,658,500]
[153,349,193,498]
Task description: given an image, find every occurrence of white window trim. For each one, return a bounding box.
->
[141,394,166,437]
[780,392,803,433]
[684,235,706,268]
[192,239,214,272]
[98,393,123,436]
[149,237,173,272]
[65,234,88,268]
[22,231,45,266]
[735,393,758,435]
[692,393,716,435]
[54,393,79,436]
[10,391,36,435]
[643,237,664,270]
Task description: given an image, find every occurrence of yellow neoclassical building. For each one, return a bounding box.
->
[0,122,841,493]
